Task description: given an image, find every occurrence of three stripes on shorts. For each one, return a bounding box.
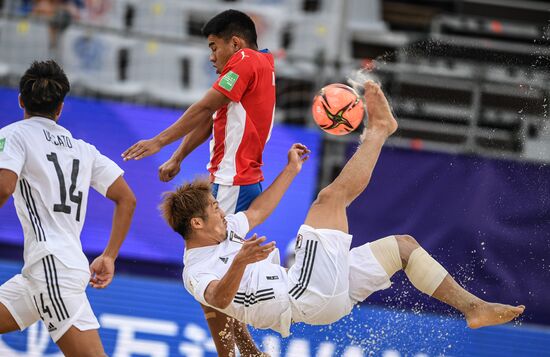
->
[20,181,70,322]
[233,239,319,307]
[289,239,318,299]
[37,255,70,322]
[234,288,275,306]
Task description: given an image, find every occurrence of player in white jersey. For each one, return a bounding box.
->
[0,60,136,356]
[161,81,525,340]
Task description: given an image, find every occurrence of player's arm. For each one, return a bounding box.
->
[204,235,275,309]
[244,143,310,231]
[122,89,229,161]
[89,176,136,288]
[0,169,17,207]
[0,130,25,207]
[158,116,214,182]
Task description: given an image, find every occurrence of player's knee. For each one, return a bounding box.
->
[395,234,420,267]
[370,236,402,277]
[313,186,342,206]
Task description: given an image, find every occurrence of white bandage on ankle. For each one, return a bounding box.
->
[405,247,448,296]
[370,236,402,278]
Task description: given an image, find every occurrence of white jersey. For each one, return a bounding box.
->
[183,212,292,337]
[0,117,123,274]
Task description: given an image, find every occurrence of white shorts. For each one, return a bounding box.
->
[0,255,99,342]
[288,225,392,325]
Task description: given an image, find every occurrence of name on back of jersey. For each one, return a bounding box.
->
[43,129,73,148]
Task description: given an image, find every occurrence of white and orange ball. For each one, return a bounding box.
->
[311,83,365,135]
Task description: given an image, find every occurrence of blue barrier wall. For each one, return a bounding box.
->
[1,259,548,357]
[0,87,320,264]
[346,145,550,326]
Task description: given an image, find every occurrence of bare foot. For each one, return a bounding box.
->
[466,302,525,329]
[363,80,398,137]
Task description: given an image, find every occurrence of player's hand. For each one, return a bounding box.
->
[122,138,162,161]
[363,80,398,138]
[89,255,115,289]
[287,143,310,173]
[159,158,181,182]
[235,234,275,266]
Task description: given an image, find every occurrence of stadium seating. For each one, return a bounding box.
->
[129,41,214,105]
[0,18,49,77]
[0,0,547,159]
[61,26,142,97]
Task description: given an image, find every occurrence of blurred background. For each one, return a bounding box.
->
[0,0,549,356]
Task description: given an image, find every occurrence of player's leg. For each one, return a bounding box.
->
[0,302,20,333]
[56,327,106,357]
[369,235,525,328]
[201,304,237,356]
[0,275,40,334]
[27,256,105,356]
[304,81,397,232]
[234,319,266,356]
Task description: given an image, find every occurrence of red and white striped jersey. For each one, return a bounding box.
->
[208,48,275,186]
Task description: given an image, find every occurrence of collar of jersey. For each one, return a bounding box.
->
[28,116,58,125]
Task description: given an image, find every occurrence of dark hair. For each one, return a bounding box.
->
[159,178,212,239]
[202,9,258,48]
[19,60,70,118]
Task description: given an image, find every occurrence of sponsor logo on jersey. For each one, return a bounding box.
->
[219,257,229,264]
[229,231,244,244]
[219,71,239,91]
[47,322,57,332]
[0,137,5,152]
[295,234,303,249]
[266,275,279,280]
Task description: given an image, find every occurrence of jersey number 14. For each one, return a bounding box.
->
[46,152,83,222]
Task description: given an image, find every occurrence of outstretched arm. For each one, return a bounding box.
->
[244,144,310,231]
[0,169,17,208]
[122,89,229,161]
[158,117,214,182]
[89,176,136,288]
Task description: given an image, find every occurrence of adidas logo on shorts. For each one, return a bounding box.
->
[47,322,57,332]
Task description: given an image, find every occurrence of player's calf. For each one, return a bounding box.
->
[56,327,107,357]
[370,235,448,296]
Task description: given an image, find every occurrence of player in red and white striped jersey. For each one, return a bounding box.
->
[122,9,274,356]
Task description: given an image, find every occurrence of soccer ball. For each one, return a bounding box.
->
[311,83,365,135]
